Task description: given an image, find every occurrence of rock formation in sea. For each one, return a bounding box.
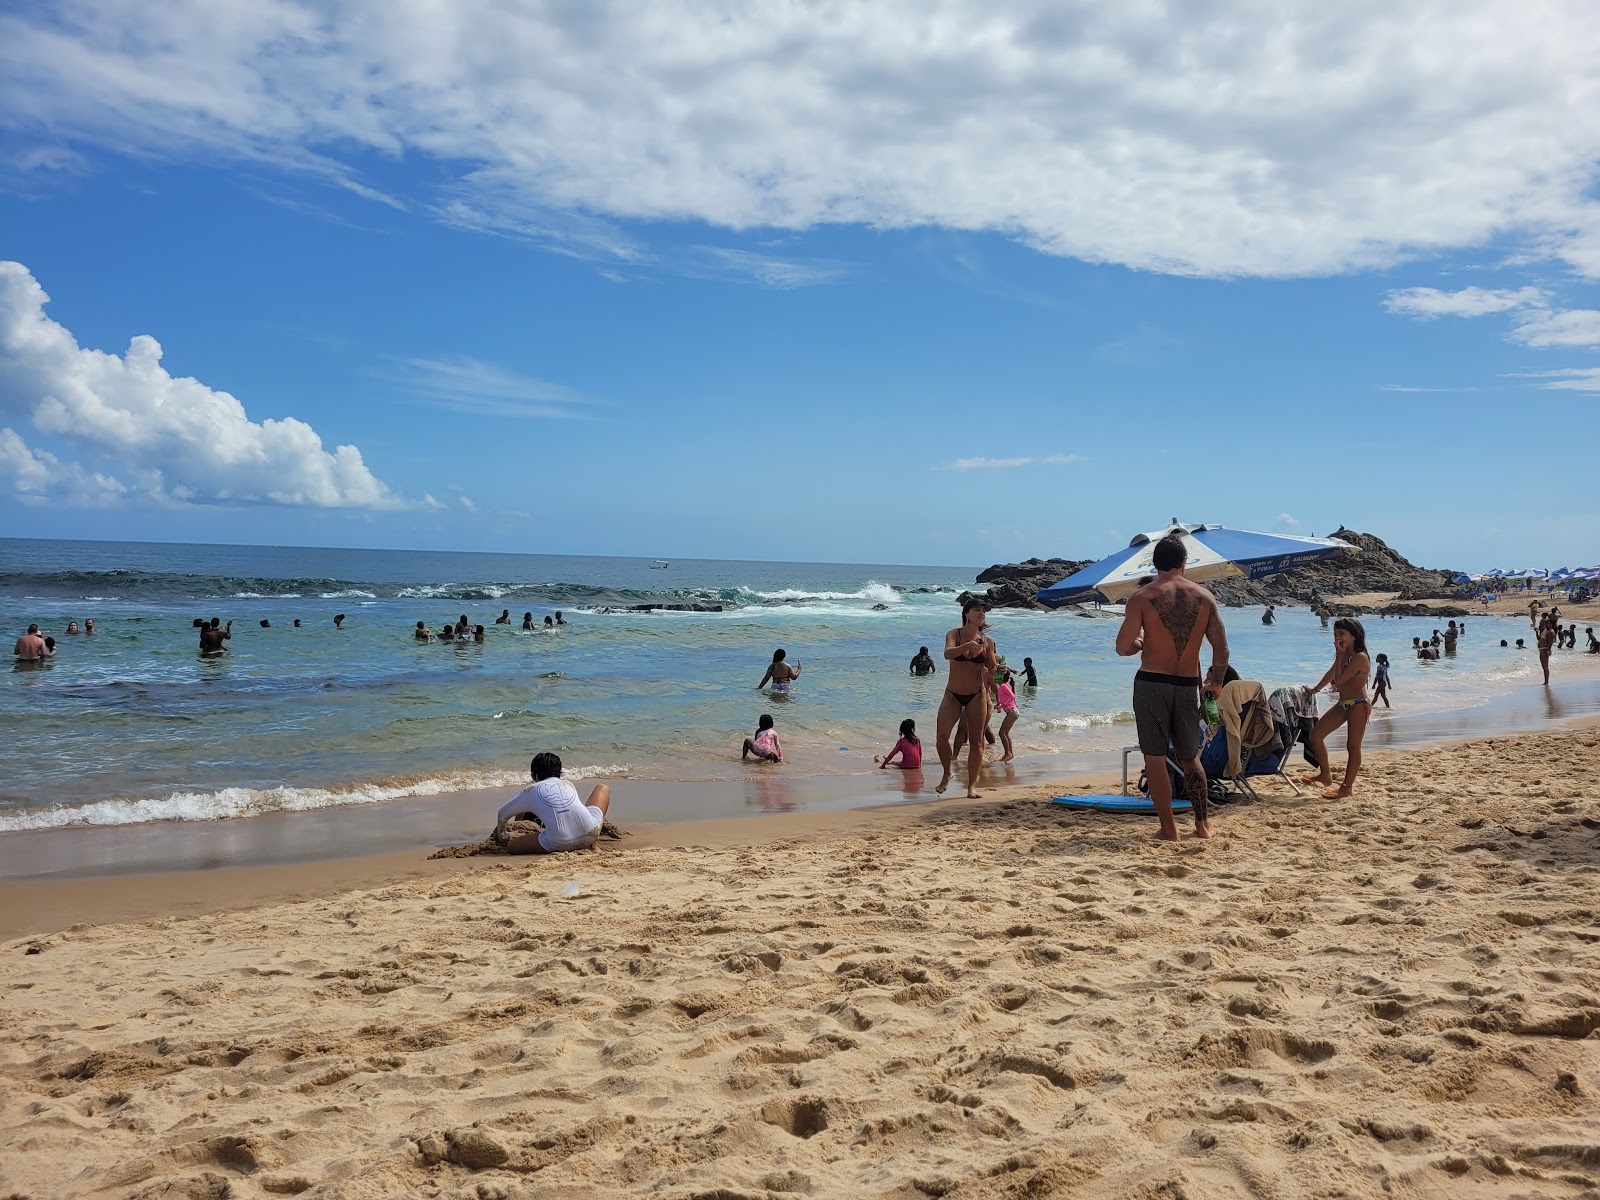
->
[962,529,1466,614]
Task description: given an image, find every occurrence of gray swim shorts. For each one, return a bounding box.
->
[1133,670,1202,760]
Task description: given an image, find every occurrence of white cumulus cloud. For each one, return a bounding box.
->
[0,261,425,509]
[5,2,1600,278]
[1507,308,1600,348]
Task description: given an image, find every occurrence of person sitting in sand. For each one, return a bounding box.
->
[909,646,936,676]
[494,752,612,855]
[199,618,231,657]
[495,609,511,625]
[1372,652,1392,708]
[936,600,997,799]
[1115,535,1228,842]
[876,718,923,769]
[1302,617,1371,800]
[522,612,534,630]
[757,648,801,693]
[13,623,47,661]
[742,713,783,763]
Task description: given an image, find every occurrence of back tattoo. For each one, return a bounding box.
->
[1150,589,1205,658]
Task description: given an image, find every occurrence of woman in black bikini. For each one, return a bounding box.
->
[936,600,997,798]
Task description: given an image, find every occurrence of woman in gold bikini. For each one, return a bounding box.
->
[936,600,997,798]
[1303,617,1371,799]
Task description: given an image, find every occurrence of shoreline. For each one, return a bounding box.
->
[4,668,1600,940]
[3,664,1599,888]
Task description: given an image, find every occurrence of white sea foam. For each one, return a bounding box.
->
[1039,710,1132,732]
[747,581,903,605]
[319,590,376,599]
[0,762,634,831]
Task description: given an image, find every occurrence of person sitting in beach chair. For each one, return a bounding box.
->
[494,752,612,854]
[1199,678,1285,801]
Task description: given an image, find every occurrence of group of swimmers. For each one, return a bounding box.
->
[11,620,93,663]
[417,610,567,642]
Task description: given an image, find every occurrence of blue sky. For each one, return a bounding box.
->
[1,2,1598,571]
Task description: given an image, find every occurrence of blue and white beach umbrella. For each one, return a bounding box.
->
[1034,521,1356,607]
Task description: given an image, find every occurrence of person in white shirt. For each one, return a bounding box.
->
[494,752,613,854]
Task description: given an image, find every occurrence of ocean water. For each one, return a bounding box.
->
[0,538,1553,831]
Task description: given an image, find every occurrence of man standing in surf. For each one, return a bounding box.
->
[935,600,997,799]
[1115,535,1230,842]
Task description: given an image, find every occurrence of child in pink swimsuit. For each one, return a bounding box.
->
[996,672,1019,762]
[742,713,782,763]
[877,718,923,769]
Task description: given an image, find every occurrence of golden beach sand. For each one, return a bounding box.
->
[2,725,1598,1199]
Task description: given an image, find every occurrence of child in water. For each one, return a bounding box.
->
[1302,617,1371,800]
[1371,652,1391,708]
[876,719,923,769]
[742,714,783,763]
[995,669,1019,762]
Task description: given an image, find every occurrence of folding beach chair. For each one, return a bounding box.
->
[1200,680,1292,802]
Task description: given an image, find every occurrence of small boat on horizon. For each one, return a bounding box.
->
[649,560,671,569]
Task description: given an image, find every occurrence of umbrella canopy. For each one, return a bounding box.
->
[1034,522,1356,607]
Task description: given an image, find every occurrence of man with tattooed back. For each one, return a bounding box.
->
[1115,534,1230,842]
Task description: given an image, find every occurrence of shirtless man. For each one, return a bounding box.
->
[756,649,802,693]
[1115,535,1229,842]
[198,617,231,657]
[13,624,47,661]
[935,600,997,799]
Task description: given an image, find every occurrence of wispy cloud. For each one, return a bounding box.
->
[1506,308,1600,349]
[384,357,593,420]
[1383,286,1544,319]
[1506,367,1600,392]
[1379,384,1486,393]
[690,247,854,288]
[1384,285,1600,350]
[1276,513,1301,528]
[934,454,1085,472]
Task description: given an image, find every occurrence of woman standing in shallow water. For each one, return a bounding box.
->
[936,600,996,798]
[1303,617,1371,800]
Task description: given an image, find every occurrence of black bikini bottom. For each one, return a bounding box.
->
[945,689,979,708]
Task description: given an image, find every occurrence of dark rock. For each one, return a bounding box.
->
[969,528,1461,611]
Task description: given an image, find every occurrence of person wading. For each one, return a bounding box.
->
[1115,534,1230,842]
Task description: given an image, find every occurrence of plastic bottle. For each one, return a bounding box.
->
[1201,694,1221,725]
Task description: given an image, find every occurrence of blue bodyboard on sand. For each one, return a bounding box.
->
[1051,793,1192,814]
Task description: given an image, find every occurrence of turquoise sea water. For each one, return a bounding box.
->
[0,538,1555,831]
